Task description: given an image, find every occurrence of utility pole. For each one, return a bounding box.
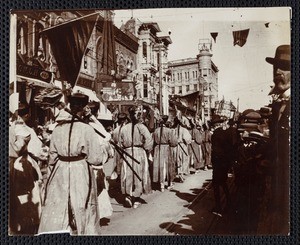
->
[158,43,163,114]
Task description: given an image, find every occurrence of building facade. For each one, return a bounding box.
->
[121,19,172,115]
[13,10,141,122]
[168,39,219,122]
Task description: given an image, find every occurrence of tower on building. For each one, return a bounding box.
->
[197,38,218,122]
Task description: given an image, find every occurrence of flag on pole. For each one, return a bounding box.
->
[41,13,98,87]
[210,32,218,43]
[233,28,250,47]
[97,12,117,80]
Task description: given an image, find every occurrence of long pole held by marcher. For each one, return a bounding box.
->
[64,108,141,165]
[114,146,142,182]
[190,143,200,163]
[178,142,188,156]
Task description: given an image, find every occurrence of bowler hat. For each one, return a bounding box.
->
[210,115,225,125]
[266,45,291,71]
[68,93,89,107]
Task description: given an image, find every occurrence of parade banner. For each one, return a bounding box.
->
[41,13,98,88]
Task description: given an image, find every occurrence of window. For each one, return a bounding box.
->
[204,109,209,117]
[171,87,175,94]
[187,72,190,79]
[186,85,190,92]
[143,82,148,98]
[202,69,208,77]
[177,73,180,80]
[194,84,197,90]
[195,71,198,78]
[34,22,45,60]
[142,42,147,60]
[179,86,182,94]
[17,20,28,55]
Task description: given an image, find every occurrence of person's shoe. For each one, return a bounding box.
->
[167,182,174,190]
[179,175,185,183]
[160,183,165,192]
[133,201,141,209]
[124,196,132,208]
[195,170,200,174]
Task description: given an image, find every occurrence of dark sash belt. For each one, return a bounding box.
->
[124,145,143,149]
[58,154,86,162]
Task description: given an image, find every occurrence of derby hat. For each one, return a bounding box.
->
[210,115,225,125]
[266,45,291,71]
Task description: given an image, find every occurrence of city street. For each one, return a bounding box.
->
[8,8,292,237]
[101,164,219,235]
[102,160,267,235]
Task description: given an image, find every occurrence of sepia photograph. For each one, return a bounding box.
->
[9,7,291,236]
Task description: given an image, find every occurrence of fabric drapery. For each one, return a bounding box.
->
[210,32,218,43]
[41,13,98,87]
[232,28,250,47]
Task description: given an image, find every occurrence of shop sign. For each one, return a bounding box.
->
[17,63,52,83]
[77,77,93,89]
[97,79,136,102]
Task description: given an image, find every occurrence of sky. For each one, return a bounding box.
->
[113,7,291,112]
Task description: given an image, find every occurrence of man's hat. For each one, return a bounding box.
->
[128,106,139,116]
[87,101,100,115]
[210,115,225,125]
[266,45,291,71]
[68,93,89,107]
[117,113,128,122]
[259,106,272,118]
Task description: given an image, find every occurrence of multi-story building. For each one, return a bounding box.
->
[12,10,140,123]
[168,39,219,122]
[121,19,172,115]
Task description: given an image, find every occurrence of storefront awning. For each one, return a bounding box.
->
[73,85,112,120]
[17,75,54,88]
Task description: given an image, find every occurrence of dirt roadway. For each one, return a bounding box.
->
[100,169,216,235]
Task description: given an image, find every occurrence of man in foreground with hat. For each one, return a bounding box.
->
[265,45,290,234]
[38,93,102,235]
[9,103,45,234]
[210,116,236,217]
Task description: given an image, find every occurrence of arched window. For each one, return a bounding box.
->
[34,22,46,61]
[17,20,28,55]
